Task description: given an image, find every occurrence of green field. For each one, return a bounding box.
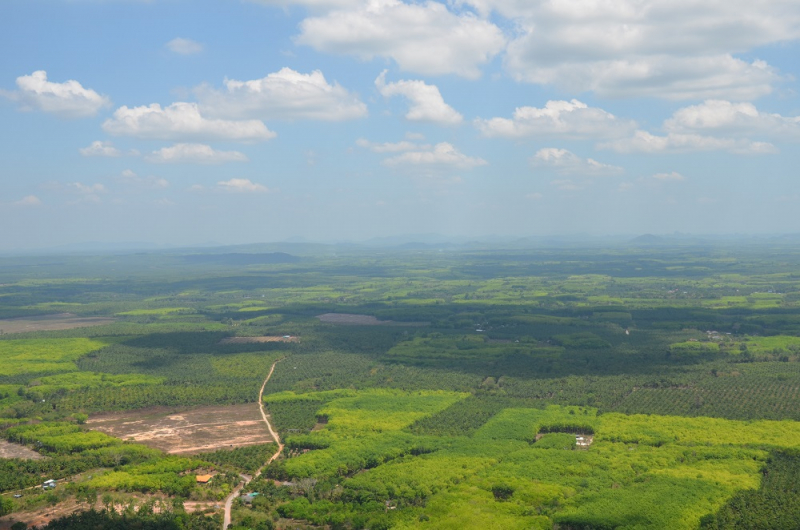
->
[0,338,114,377]
[3,244,800,528]
[264,390,783,529]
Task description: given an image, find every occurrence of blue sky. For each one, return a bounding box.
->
[2,0,800,249]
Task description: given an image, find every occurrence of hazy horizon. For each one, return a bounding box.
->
[6,231,800,256]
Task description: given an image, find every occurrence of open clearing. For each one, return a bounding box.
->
[220,336,298,344]
[0,495,171,530]
[316,313,427,326]
[87,403,273,454]
[0,498,83,530]
[0,313,114,334]
[0,439,44,460]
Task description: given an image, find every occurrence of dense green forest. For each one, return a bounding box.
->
[3,244,800,528]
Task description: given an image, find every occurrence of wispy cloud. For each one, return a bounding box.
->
[166,37,204,55]
[116,169,169,189]
[531,148,623,176]
[79,140,139,157]
[601,131,777,155]
[383,142,487,169]
[146,143,248,164]
[356,138,427,153]
[476,100,636,140]
[652,171,685,181]
[14,195,42,207]
[217,178,269,193]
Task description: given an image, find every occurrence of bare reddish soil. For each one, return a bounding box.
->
[88,403,273,455]
[0,313,114,334]
[0,440,44,460]
[220,336,298,344]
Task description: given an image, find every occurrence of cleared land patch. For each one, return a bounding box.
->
[0,313,114,334]
[88,403,273,455]
[0,439,44,460]
[0,498,83,530]
[316,313,427,326]
[220,336,298,344]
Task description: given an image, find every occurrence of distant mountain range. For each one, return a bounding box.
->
[181,253,300,265]
[5,232,800,258]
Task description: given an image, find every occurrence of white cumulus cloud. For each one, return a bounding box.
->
[295,0,506,78]
[217,178,269,193]
[146,143,249,164]
[475,100,636,139]
[598,99,796,155]
[102,102,275,142]
[247,0,361,7]
[4,70,111,118]
[197,68,367,121]
[166,38,204,55]
[383,142,487,169]
[531,148,623,175]
[460,0,799,99]
[375,70,463,126]
[664,100,800,139]
[252,0,798,97]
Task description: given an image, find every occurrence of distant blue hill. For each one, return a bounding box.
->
[181,252,300,265]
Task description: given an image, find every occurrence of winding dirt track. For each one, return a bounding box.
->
[222,358,285,529]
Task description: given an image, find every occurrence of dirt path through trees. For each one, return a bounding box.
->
[222,357,285,529]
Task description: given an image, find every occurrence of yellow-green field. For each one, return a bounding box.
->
[0,338,115,376]
[268,390,799,530]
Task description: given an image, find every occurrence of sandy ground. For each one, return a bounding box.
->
[0,313,114,334]
[88,403,273,455]
[316,313,427,326]
[0,440,44,460]
[220,336,298,344]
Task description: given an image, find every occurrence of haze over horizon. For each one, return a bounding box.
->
[2,0,800,250]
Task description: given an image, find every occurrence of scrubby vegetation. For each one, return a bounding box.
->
[198,443,277,475]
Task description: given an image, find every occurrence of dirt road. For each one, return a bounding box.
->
[222,358,285,529]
